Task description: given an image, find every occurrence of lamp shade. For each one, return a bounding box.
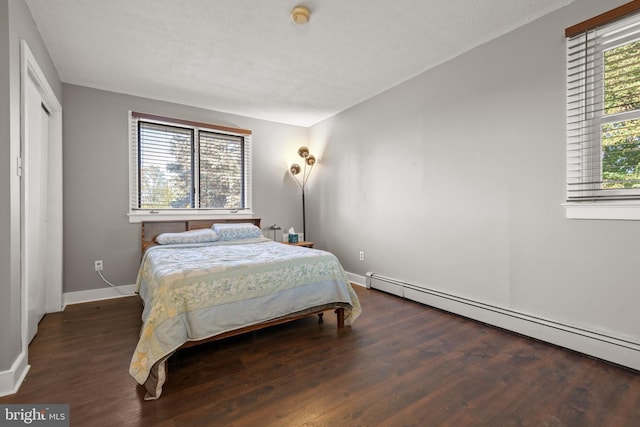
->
[298,146,310,158]
[269,224,281,241]
[290,163,301,175]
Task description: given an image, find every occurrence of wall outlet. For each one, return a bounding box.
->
[94,260,103,271]
[359,251,365,261]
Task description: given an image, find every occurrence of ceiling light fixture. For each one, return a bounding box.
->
[291,6,310,24]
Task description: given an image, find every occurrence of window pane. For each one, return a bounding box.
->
[601,119,640,188]
[139,122,193,208]
[198,131,244,209]
[601,36,640,190]
[604,39,640,115]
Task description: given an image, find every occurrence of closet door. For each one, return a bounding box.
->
[23,78,50,344]
[20,41,63,350]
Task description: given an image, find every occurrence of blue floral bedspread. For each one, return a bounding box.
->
[129,237,361,390]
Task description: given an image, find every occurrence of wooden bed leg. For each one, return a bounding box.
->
[336,308,345,328]
[317,313,324,324]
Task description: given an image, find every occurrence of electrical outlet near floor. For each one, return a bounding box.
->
[94,260,103,271]
[359,251,365,261]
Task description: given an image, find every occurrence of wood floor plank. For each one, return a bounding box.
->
[1,286,639,426]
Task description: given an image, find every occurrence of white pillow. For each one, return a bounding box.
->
[156,228,219,245]
[213,223,263,241]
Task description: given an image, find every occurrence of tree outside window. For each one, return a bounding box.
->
[601,39,640,189]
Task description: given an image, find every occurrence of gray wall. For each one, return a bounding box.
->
[309,0,639,343]
[0,0,61,370]
[62,84,308,293]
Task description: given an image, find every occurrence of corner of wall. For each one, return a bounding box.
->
[0,350,29,398]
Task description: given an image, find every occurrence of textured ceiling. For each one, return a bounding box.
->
[25,0,574,127]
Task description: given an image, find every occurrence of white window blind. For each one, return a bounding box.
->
[138,121,194,209]
[566,9,640,201]
[198,131,245,209]
[129,112,252,216]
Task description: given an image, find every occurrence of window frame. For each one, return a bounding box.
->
[128,112,254,223]
[564,1,640,220]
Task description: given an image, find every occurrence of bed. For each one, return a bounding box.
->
[129,218,361,400]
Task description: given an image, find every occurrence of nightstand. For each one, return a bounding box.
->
[285,241,314,248]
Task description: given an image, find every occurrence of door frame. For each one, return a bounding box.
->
[20,40,63,354]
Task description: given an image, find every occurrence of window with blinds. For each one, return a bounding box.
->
[566,6,640,202]
[129,112,252,215]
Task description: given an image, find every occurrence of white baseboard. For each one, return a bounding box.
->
[346,272,366,287]
[63,284,137,307]
[360,272,640,372]
[0,351,29,398]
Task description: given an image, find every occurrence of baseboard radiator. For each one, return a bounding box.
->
[365,272,640,371]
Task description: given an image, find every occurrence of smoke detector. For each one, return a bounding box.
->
[291,6,310,24]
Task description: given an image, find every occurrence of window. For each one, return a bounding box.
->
[128,112,252,221]
[565,3,640,220]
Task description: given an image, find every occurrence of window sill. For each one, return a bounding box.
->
[128,210,255,223]
[562,202,640,220]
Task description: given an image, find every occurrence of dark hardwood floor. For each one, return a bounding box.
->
[2,286,639,426]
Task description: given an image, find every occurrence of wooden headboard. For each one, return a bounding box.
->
[141,218,262,253]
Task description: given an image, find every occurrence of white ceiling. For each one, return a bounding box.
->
[25,0,574,127]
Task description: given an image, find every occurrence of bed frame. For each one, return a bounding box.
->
[140,218,346,348]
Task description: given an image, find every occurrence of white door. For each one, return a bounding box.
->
[20,41,63,352]
[23,78,50,344]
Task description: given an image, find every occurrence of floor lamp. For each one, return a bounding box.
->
[289,146,316,240]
